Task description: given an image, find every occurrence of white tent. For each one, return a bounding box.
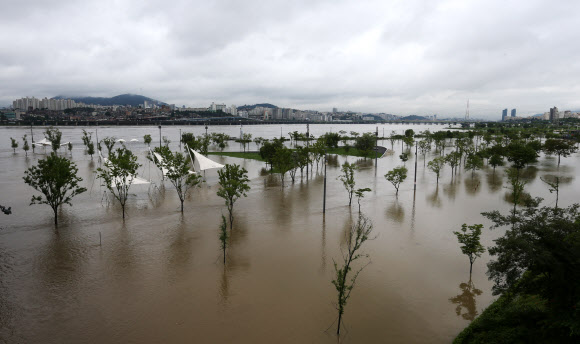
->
[33,138,51,147]
[152,151,169,176]
[130,139,139,142]
[116,139,126,143]
[189,148,224,172]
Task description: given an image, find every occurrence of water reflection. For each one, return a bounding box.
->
[519,166,538,182]
[464,175,481,196]
[263,173,281,188]
[386,201,405,223]
[443,178,459,201]
[449,279,483,321]
[326,154,339,167]
[485,171,503,193]
[426,186,442,208]
[319,217,327,274]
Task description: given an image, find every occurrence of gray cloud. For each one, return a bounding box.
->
[1,0,579,118]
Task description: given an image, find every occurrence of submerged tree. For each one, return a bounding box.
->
[337,162,358,206]
[44,127,62,153]
[385,166,408,196]
[23,153,86,226]
[465,153,483,178]
[164,151,202,212]
[143,134,152,147]
[273,147,295,187]
[102,137,116,156]
[217,164,250,230]
[543,139,577,166]
[354,188,371,214]
[97,147,141,219]
[505,167,527,216]
[540,175,561,209]
[10,137,18,153]
[219,214,228,264]
[331,215,374,336]
[22,135,30,156]
[428,156,446,184]
[453,224,486,276]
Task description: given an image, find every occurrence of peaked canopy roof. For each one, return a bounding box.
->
[189,148,224,172]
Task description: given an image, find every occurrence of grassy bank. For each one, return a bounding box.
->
[453,293,576,343]
[207,151,265,161]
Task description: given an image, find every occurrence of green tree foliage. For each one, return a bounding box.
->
[182,133,211,156]
[219,214,228,264]
[445,151,461,175]
[540,175,561,209]
[354,188,371,214]
[418,140,431,166]
[479,204,580,340]
[505,142,538,177]
[489,154,504,172]
[81,129,92,151]
[404,129,415,138]
[97,147,141,219]
[217,164,250,230]
[332,215,373,336]
[143,134,152,147]
[87,141,95,159]
[465,153,483,178]
[102,137,116,156]
[22,135,29,156]
[259,138,284,169]
[385,166,408,196]
[320,132,340,148]
[44,127,62,153]
[23,153,86,226]
[164,151,202,212]
[505,168,528,216]
[453,224,486,275]
[273,147,295,186]
[337,162,358,206]
[10,137,18,153]
[236,133,252,152]
[543,139,577,166]
[428,156,446,184]
[295,146,310,178]
[355,132,376,157]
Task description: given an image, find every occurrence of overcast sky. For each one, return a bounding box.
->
[1,0,579,118]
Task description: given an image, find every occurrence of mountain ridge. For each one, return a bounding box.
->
[53,94,166,107]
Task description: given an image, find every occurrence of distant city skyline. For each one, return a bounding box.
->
[2,1,580,119]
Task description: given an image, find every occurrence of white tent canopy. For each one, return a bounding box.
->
[33,138,51,147]
[189,148,224,172]
[116,139,126,143]
[130,139,139,142]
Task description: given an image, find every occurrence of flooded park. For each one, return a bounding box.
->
[0,123,578,343]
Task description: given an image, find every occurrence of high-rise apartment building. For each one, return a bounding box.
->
[502,108,508,121]
[549,107,559,122]
[511,109,516,117]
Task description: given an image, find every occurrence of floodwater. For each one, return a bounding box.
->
[1,124,578,343]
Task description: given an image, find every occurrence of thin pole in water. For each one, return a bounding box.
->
[306,123,309,177]
[414,142,418,192]
[99,232,102,246]
[179,129,182,151]
[323,150,327,214]
[158,125,162,149]
[30,124,35,153]
[375,126,378,168]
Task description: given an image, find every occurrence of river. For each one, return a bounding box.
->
[0,124,577,343]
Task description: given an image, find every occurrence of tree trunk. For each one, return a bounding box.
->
[122,205,125,219]
[337,312,343,335]
[53,206,58,226]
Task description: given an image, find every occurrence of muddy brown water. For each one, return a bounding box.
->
[1,125,578,343]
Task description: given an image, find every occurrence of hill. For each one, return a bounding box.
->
[237,103,278,111]
[401,115,429,121]
[54,94,166,107]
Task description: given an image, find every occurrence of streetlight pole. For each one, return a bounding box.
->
[413,142,418,192]
[375,126,378,168]
[323,149,327,214]
[30,123,35,153]
[306,123,309,177]
[158,125,162,149]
